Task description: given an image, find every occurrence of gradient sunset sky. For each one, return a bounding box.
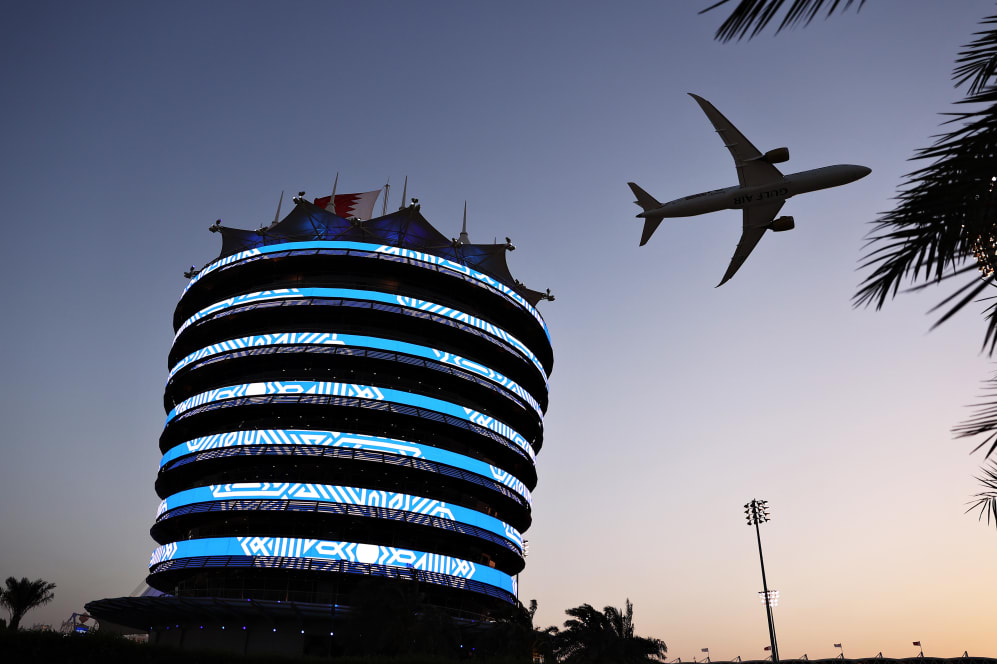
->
[1,1,996,658]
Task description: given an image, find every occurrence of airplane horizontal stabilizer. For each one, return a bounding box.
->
[640,218,664,247]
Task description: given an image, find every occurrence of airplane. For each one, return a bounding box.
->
[629,93,871,286]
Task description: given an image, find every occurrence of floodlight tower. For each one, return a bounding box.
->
[745,499,779,663]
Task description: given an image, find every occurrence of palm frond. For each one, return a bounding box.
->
[953,367,997,457]
[853,83,997,351]
[954,16,997,95]
[965,461,997,526]
[700,0,865,43]
[926,277,991,331]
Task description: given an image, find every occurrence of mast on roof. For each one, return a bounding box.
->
[332,172,338,199]
[458,201,470,244]
[382,179,389,216]
[272,191,284,226]
[399,176,408,210]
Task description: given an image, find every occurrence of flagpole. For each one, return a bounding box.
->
[382,180,389,216]
[399,176,408,210]
[332,172,338,198]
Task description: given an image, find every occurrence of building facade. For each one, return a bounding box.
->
[88,197,553,654]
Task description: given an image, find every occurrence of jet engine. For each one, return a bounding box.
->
[769,215,795,232]
[764,147,789,163]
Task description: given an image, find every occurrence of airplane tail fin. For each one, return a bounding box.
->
[628,182,662,212]
[628,182,665,246]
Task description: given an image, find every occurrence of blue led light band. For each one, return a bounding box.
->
[158,501,521,557]
[149,537,516,596]
[165,381,535,461]
[169,400,526,463]
[150,556,515,605]
[168,332,543,418]
[181,240,550,344]
[162,446,528,509]
[156,483,523,550]
[160,430,533,505]
[174,288,548,381]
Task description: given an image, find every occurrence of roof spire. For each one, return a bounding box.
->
[458,200,470,244]
[271,190,284,227]
[399,176,408,210]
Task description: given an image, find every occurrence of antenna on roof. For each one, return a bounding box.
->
[332,172,339,199]
[399,176,408,210]
[272,190,284,226]
[382,179,390,216]
[459,201,470,244]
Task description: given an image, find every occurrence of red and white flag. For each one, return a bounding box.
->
[313,189,382,220]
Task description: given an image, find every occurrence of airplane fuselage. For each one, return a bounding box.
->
[637,164,871,219]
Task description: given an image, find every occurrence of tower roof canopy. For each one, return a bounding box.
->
[212,201,549,306]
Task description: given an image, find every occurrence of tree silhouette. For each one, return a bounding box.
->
[0,577,56,631]
[527,599,561,664]
[701,0,866,43]
[553,599,667,664]
[967,460,997,526]
[702,1,997,526]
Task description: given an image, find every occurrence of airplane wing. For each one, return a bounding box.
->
[717,201,785,287]
[689,93,783,188]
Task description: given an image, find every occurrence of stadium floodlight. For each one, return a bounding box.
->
[745,499,779,663]
[745,499,770,525]
[758,590,779,607]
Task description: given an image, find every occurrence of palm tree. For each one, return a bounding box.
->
[526,599,561,664]
[0,577,56,631]
[701,1,997,526]
[554,599,667,664]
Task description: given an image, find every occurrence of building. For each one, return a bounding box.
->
[87,194,553,655]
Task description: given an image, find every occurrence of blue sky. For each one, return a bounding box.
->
[1,0,995,656]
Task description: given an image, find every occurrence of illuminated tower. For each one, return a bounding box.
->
[88,195,553,654]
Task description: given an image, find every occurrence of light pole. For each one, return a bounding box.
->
[745,499,779,663]
[516,539,529,601]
